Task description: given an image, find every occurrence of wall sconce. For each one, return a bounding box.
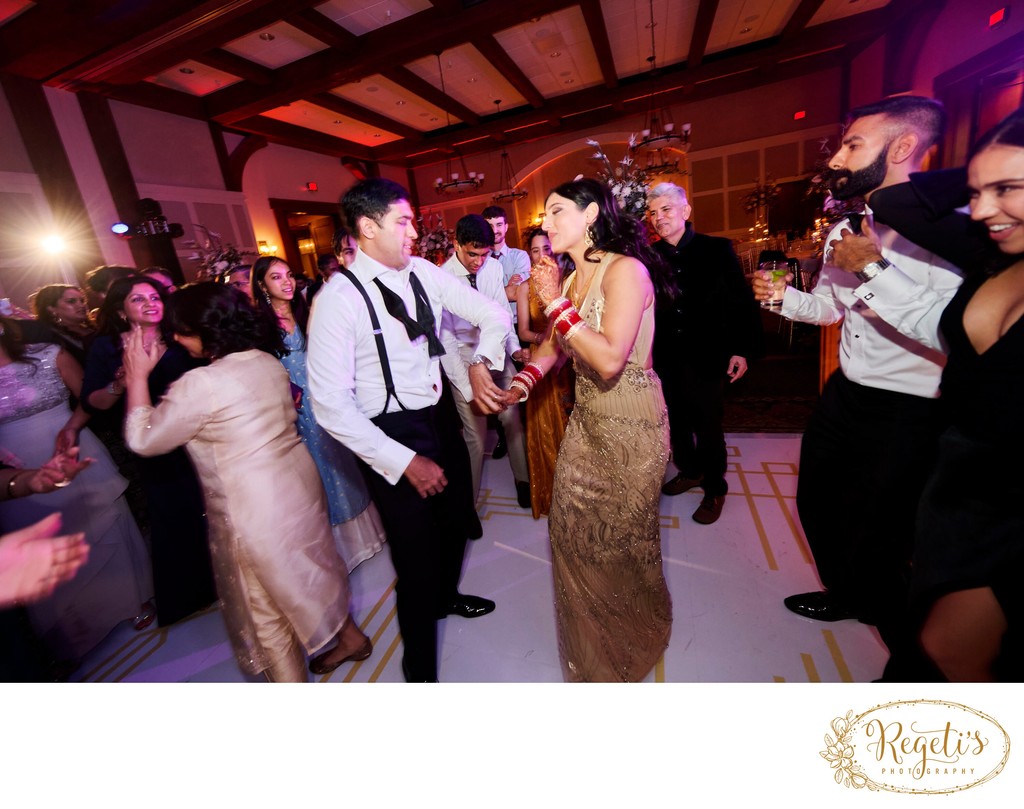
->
[257,240,278,256]
[297,238,316,254]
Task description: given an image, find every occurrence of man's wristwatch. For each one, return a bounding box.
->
[855,257,891,284]
[469,354,491,369]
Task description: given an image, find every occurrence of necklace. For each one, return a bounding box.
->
[570,254,605,309]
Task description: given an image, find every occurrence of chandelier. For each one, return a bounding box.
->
[493,150,526,203]
[433,52,484,195]
[633,0,691,176]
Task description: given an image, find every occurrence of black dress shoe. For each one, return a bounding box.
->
[491,437,508,459]
[783,591,859,622]
[439,594,496,619]
[516,480,532,509]
[401,657,438,683]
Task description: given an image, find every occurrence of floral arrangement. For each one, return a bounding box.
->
[741,178,781,215]
[586,136,651,219]
[414,212,453,264]
[186,224,256,281]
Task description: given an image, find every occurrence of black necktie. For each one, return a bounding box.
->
[467,273,478,289]
[491,251,501,260]
[371,272,446,358]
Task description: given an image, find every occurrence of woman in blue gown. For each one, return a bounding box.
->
[251,257,385,570]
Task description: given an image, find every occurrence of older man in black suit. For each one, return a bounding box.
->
[649,182,764,524]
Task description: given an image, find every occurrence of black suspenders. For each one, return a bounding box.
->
[338,268,408,415]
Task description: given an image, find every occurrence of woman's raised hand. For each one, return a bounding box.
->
[531,255,562,307]
[122,325,160,384]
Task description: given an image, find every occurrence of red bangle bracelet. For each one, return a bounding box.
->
[553,306,583,339]
[544,296,572,318]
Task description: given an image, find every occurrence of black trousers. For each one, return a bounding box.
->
[365,395,477,682]
[796,371,943,680]
[660,363,728,496]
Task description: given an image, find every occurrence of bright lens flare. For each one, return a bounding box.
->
[41,235,66,254]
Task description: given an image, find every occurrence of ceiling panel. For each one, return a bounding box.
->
[707,0,800,55]
[809,0,891,27]
[147,60,243,96]
[602,0,698,78]
[494,7,605,97]
[263,99,405,145]
[405,44,528,116]
[221,21,328,69]
[331,74,457,131]
[315,0,434,36]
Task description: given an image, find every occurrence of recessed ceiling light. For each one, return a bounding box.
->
[467,77,478,83]
[179,67,194,74]
[564,79,574,85]
[259,32,275,41]
[333,120,342,124]
[549,51,561,58]
[740,27,752,33]
[396,100,406,106]
[430,116,439,122]
[373,133,382,138]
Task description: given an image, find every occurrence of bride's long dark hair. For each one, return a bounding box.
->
[547,178,677,304]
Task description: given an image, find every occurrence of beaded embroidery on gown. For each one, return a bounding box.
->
[281,327,385,570]
[0,343,152,661]
[548,256,673,682]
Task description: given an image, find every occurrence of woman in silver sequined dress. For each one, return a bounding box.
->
[503,179,676,682]
[0,317,152,665]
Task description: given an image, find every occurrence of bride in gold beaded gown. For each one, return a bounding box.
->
[504,178,675,682]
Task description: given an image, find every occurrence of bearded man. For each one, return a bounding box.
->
[751,96,963,681]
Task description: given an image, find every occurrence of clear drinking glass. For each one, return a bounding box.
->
[758,261,787,310]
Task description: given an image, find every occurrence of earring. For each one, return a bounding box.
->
[262,286,272,307]
[584,224,596,248]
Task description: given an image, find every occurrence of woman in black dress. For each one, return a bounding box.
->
[82,276,216,627]
[914,109,1024,681]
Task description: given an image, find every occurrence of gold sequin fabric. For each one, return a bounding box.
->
[548,257,672,682]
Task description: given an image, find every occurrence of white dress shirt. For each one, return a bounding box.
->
[307,247,511,485]
[491,245,531,323]
[781,213,963,398]
[438,254,520,400]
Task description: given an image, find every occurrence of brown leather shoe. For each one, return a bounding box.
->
[692,494,725,524]
[661,473,703,496]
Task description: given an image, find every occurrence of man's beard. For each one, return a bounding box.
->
[822,144,889,200]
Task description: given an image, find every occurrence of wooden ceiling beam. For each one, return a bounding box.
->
[230,115,376,160]
[194,48,274,85]
[205,0,576,122]
[579,0,618,88]
[72,79,209,120]
[283,8,358,49]
[372,13,893,167]
[308,92,425,141]
[381,67,481,127]
[51,0,327,88]
[471,35,545,109]
[781,0,828,41]
[687,0,720,68]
